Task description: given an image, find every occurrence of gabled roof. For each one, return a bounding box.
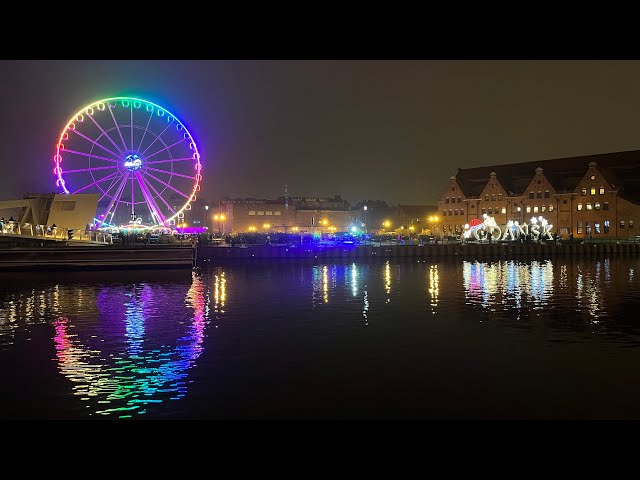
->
[455,149,640,202]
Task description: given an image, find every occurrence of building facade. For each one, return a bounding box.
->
[438,150,640,239]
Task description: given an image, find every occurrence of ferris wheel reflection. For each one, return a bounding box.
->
[52,272,208,418]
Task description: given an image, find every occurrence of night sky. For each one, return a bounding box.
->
[3,60,640,205]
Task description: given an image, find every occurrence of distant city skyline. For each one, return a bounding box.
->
[4,61,640,205]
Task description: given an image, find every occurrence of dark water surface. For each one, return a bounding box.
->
[1,257,640,419]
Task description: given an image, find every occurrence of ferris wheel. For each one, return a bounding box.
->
[53,97,202,229]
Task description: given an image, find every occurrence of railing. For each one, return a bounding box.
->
[0,222,112,245]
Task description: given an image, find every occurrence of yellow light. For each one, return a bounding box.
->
[428,216,433,222]
[214,215,219,221]
[383,220,391,228]
[434,216,439,222]
[409,226,415,231]
[220,214,226,221]
[263,223,270,229]
[321,219,328,225]
[248,226,256,232]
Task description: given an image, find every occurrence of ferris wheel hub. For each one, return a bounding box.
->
[124,153,143,172]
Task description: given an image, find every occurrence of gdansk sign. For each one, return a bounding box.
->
[463,215,554,241]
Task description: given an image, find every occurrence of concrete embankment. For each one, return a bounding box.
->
[197,242,640,264]
[0,246,195,271]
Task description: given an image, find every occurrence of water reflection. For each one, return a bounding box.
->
[51,272,208,418]
[428,265,439,314]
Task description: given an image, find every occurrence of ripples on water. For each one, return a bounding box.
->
[1,256,640,419]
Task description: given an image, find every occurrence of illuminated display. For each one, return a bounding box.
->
[463,215,554,241]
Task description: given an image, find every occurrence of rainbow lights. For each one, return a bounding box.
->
[53,97,202,228]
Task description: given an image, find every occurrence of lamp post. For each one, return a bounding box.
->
[213,214,226,236]
[363,205,368,233]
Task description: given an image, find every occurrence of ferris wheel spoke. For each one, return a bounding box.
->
[145,166,195,180]
[144,157,197,165]
[140,120,175,156]
[108,106,128,152]
[71,129,122,160]
[130,104,134,152]
[138,173,177,216]
[72,170,121,194]
[87,114,125,156]
[99,172,128,202]
[135,172,166,224]
[64,149,121,164]
[102,173,130,224]
[64,165,119,174]
[136,109,155,152]
[144,138,188,161]
[140,170,190,199]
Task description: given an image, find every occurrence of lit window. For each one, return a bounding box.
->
[586,203,592,211]
[604,202,609,210]
[630,220,635,229]
[595,202,600,210]
[517,206,521,212]
[549,205,554,212]
[620,220,625,228]
[537,191,542,199]
[582,188,587,196]
[595,222,600,234]
[599,187,605,195]
[485,195,489,201]
[590,175,596,180]
[604,220,610,234]
[544,190,550,198]
[501,207,506,214]
[541,205,546,212]
[529,191,534,199]
[533,205,539,213]
[586,221,591,234]
[498,194,503,201]
[577,203,583,211]
[257,211,264,215]
[577,222,583,234]
[265,211,273,215]
[526,206,531,213]
[590,187,596,195]
[274,211,281,216]
[248,211,256,215]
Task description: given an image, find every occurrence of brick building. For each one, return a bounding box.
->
[438,150,640,239]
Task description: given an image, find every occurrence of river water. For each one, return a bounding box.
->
[1,257,639,419]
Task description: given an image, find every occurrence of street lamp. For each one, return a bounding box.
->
[363,205,368,233]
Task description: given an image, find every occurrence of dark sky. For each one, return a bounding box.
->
[3,60,640,205]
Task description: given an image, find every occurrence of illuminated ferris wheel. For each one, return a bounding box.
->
[53,97,202,228]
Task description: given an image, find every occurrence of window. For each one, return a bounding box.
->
[590,175,596,180]
[577,222,583,234]
[620,220,625,228]
[594,202,600,210]
[257,211,264,215]
[488,208,493,214]
[533,205,538,213]
[461,209,464,215]
[454,209,458,216]
[517,206,521,212]
[445,197,449,204]
[529,191,534,199]
[491,194,496,201]
[526,206,531,213]
[604,220,610,234]
[577,203,583,211]
[498,194,503,201]
[501,207,506,214]
[443,211,447,216]
[549,205,554,212]
[449,209,453,216]
[274,211,281,216]
[457,196,461,203]
[586,221,591,235]
[630,220,635,229]
[544,190,550,198]
[265,211,273,215]
[586,203,592,211]
[248,211,256,215]
[595,222,600,234]
[537,191,542,199]
[481,208,486,215]
[541,205,546,212]
[604,202,609,210]
[582,188,587,196]
[485,195,489,201]
[599,187,605,195]
[590,187,596,195]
